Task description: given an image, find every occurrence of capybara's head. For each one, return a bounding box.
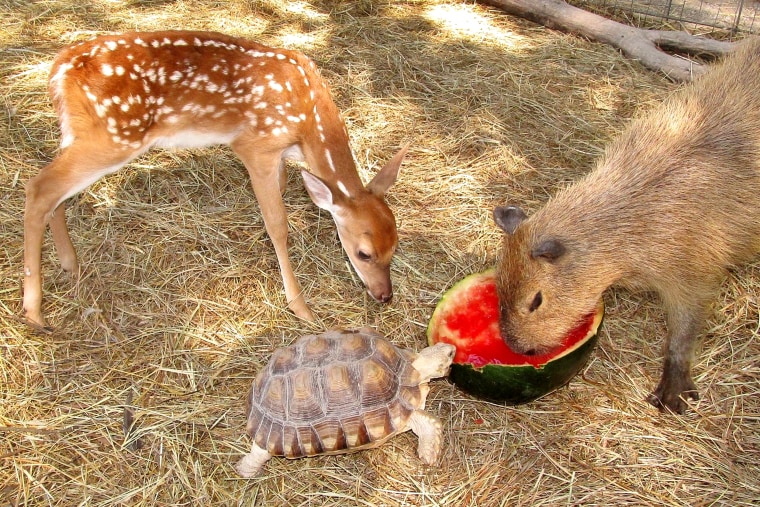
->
[492,205,600,356]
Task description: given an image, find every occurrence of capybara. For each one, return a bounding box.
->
[493,37,760,414]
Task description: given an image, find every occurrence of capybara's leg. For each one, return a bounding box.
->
[647,297,709,413]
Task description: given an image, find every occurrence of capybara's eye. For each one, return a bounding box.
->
[528,292,543,312]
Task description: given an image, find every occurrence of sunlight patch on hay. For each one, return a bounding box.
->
[425,3,528,49]
[278,30,323,50]
[282,1,329,21]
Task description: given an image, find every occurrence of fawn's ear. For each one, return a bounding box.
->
[366,144,408,196]
[301,170,336,212]
[493,206,527,235]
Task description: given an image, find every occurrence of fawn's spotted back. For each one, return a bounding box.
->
[50,31,345,159]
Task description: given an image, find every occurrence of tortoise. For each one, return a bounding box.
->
[236,327,455,477]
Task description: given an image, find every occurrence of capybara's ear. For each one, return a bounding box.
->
[531,239,566,262]
[493,206,527,235]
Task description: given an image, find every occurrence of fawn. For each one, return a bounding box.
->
[23,30,407,329]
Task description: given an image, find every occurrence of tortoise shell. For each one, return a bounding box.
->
[245,328,425,458]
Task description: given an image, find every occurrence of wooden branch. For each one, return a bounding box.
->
[477,0,736,82]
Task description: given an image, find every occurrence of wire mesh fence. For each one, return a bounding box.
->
[573,0,759,36]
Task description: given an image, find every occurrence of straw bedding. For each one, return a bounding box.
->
[1,1,758,505]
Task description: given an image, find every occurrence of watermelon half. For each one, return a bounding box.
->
[427,269,603,405]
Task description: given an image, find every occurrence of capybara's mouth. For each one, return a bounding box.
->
[500,328,550,357]
[499,329,535,355]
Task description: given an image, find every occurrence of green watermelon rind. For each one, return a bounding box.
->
[448,331,599,405]
[427,269,604,405]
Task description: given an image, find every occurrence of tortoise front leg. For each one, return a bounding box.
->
[408,410,443,465]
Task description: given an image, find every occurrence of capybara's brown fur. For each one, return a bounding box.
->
[493,37,760,414]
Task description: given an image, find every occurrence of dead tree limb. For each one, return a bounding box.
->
[477,0,736,81]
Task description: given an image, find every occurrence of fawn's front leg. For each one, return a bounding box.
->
[233,143,315,321]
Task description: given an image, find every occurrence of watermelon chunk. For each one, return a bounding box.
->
[427,269,603,404]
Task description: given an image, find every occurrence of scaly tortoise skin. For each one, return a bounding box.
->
[236,328,455,477]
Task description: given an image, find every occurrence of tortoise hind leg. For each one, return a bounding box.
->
[236,443,272,477]
[408,410,443,465]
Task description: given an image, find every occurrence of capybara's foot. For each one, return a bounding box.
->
[647,376,699,414]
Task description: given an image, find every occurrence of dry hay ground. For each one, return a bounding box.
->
[0,0,758,505]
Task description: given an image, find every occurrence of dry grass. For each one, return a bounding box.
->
[1,1,758,505]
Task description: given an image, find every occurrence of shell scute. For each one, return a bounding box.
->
[399,384,422,409]
[322,363,362,414]
[340,414,372,448]
[399,361,422,388]
[269,346,298,375]
[259,374,288,420]
[266,424,284,456]
[288,367,325,421]
[311,418,346,452]
[298,333,335,367]
[372,337,406,372]
[280,424,301,458]
[337,332,374,360]
[297,425,324,456]
[387,397,414,430]
[253,414,273,451]
[359,358,399,409]
[362,406,395,441]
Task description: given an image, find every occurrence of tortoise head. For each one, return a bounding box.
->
[412,343,456,381]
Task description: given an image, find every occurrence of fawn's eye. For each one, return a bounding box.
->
[528,292,542,312]
[357,250,372,262]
